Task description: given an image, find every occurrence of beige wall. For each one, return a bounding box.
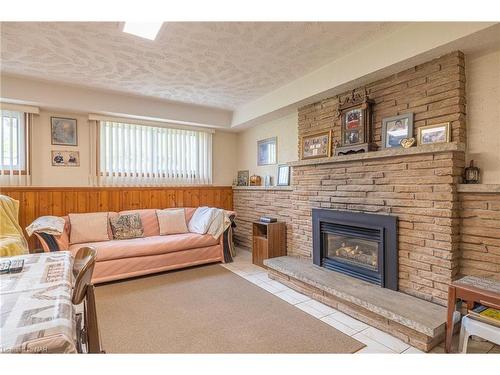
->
[29,109,236,187]
[213,131,238,186]
[2,74,232,128]
[466,48,500,184]
[31,110,92,186]
[235,112,298,185]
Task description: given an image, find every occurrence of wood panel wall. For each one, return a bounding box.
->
[0,186,233,250]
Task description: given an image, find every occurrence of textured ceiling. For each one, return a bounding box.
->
[0,22,405,110]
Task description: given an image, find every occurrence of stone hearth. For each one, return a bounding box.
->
[264,256,448,352]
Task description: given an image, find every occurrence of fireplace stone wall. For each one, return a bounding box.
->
[289,148,464,305]
[233,51,499,307]
[459,191,500,277]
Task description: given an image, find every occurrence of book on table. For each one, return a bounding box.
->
[468,305,500,328]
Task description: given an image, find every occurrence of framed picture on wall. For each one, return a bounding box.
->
[257,137,277,166]
[237,170,250,186]
[300,130,331,160]
[417,122,451,145]
[51,150,80,167]
[277,164,290,186]
[51,117,77,146]
[381,113,414,149]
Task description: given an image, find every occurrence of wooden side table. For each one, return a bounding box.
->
[252,221,286,267]
[445,276,500,353]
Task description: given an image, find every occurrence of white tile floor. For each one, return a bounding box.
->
[222,248,500,354]
[223,249,500,354]
[84,244,496,354]
[220,248,425,354]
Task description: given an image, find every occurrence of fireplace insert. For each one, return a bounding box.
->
[312,209,397,290]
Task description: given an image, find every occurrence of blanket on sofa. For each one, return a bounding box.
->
[188,207,232,239]
[0,195,29,257]
[25,215,66,237]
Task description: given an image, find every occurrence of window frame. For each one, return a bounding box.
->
[0,110,27,175]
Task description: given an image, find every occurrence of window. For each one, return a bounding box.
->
[99,120,212,185]
[0,110,26,173]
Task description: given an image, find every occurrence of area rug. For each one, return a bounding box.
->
[95,264,365,353]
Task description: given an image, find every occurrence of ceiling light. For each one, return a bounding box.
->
[122,22,163,41]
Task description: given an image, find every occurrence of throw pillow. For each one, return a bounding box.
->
[187,206,217,234]
[110,213,144,240]
[69,212,110,244]
[156,208,188,235]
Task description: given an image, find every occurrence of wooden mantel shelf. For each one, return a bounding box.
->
[232,186,293,192]
[289,142,465,168]
[457,184,500,193]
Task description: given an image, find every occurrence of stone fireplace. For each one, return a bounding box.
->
[312,208,398,290]
[234,51,468,307]
[232,50,496,351]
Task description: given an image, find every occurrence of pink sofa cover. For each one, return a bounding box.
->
[69,233,219,261]
[36,207,234,284]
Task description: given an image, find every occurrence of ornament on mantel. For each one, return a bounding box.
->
[400,137,416,149]
[464,160,480,184]
[249,175,262,186]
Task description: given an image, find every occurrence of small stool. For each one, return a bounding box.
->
[458,315,500,353]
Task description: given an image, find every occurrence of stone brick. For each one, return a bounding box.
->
[459,192,500,279]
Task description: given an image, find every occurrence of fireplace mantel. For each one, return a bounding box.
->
[289,142,465,168]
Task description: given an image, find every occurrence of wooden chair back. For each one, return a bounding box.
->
[72,246,97,305]
[85,284,104,353]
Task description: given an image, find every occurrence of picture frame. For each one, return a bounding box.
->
[381,113,414,149]
[417,122,451,145]
[277,164,290,186]
[51,150,80,167]
[300,130,331,160]
[237,170,250,186]
[257,137,277,166]
[51,117,78,146]
[335,89,375,155]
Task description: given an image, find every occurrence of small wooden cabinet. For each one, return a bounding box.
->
[252,221,286,267]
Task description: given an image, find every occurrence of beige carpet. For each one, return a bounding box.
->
[95,264,365,353]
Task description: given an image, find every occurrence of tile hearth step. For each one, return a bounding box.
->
[264,256,448,352]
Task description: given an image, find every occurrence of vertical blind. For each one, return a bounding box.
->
[0,110,30,186]
[99,120,212,186]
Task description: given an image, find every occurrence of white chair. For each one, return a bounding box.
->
[459,315,500,353]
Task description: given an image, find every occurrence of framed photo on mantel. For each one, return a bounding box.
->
[335,89,375,156]
[277,164,290,186]
[381,113,414,149]
[237,170,249,186]
[300,130,331,160]
[417,122,451,145]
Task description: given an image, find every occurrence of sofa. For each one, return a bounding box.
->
[34,208,235,284]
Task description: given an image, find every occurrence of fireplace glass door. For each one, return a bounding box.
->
[324,233,379,272]
[313,209,397,290]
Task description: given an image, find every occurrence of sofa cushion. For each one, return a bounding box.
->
[184,207,196,222]
[188,206,218,234]
[110,213,144,240]
[157,208,188,235]
[68,232,219,262]
[69,212,110,244]
[119,209,160,237]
